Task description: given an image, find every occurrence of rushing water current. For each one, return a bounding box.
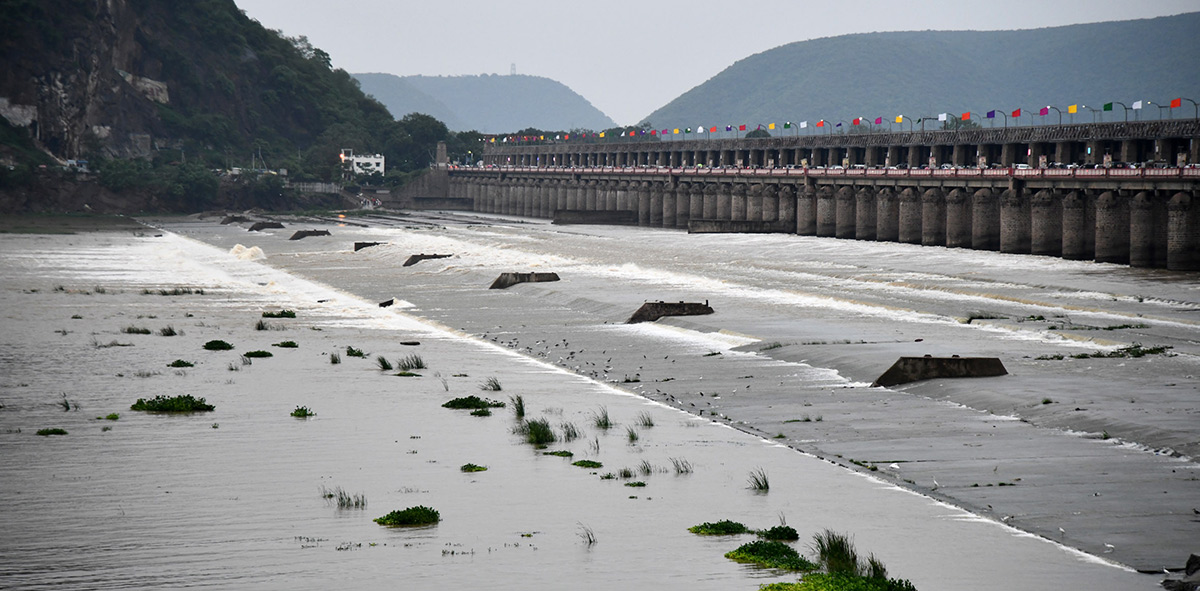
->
[1,213,1192,590]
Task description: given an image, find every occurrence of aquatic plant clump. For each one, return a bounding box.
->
[470,408,491,417]
[321,485,366,509]
[130,394,214,412]
[517,418,556,446]
[572,460,603,469]
[374,505,440,527]
[542,450,574,458]
[262,310,296,318]
[758,525,801,541]
[168,359,194,368]
[460,463,488,472]
[689,520,750,535]
[442,396,505,410]
[37,428,68,436]
[122,326,152,334]
[291,406,315,418]
[759,574,917,591]
[724,540,817,571]
[273,341,298,348]
[203,339,234,351]
[243,350,273,358]
[345,346,366,357]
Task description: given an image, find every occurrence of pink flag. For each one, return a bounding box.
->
[1039,107,1049,116]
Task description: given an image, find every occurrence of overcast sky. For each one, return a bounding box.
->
[236,0,1200,125]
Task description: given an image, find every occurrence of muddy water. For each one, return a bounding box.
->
[0,224,1163,590]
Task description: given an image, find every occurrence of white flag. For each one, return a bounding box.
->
[938,113,948,121]
[800,121,808,129]
[1132,100,1143,109]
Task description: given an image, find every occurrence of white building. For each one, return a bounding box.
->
[340,149,385,178]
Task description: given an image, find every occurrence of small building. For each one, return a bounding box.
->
[340,149,385,179]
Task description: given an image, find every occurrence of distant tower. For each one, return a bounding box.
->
[510,63,516,76]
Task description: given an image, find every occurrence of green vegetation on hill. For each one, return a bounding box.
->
[643,13,1200,129]
[355,73,617,134]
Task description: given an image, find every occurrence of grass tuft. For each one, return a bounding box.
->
[560,421,580,441]
[376,355,393,371]
[748,467,770,492]
[396,354,426,371]
[442,396,505,410]
[320,485,366,509]
[517,418,556,446]
[811,529,859,575]
[510,394,525,419]
[130,394,214,412]
[122,326,151,335]
[626,426,639,443]
[479,376,502,391]
[635,411,654,427]
[273,340,298,348]
[262,310,296,318]
[203,339,234,351]
[329,352,341,364]
[374,506,439,526]
[345,346,365,358]
[578,523,596,546]
[592,406,613,430]
[670,457,693,474]
[460,463,488,472]
[158,326,178,337]
[624,481,646,487]
[689,520,749,535]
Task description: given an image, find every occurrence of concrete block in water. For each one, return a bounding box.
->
[488,272,560,290]
[688,220,792,234]
[872,355,1007,387]
[221,215,251,225]
[403,253,452,267]
[354,241,384,252]
[289,229,331,240]
[627,301,714,323]
[248,221,284,231]
[552,209,638,225]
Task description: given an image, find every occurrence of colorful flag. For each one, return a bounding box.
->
[835,122,842,127]
[784,122,791,129]
[1039,107,1049,116]
[710,126,717,133]
[1103,103,1113,111]
[738,124,746,131]
[961,112,970,120]
[685,127,692,133]
[816,120,824,128]
[768,123,775,130]
[649,129,657,136]
[661,129,668,135]
[874,117,883,125]
[673,128,680,134]
[938,113,947,121]
[564,134,569,140]
[800,121,807,128]
[599,132,605,138]
[725,125,733,132]
[1171,98,1183,108]
[1012,108,1021,118]
[852,118,861,125]
[1068,104,1077,114]
[895,115,903,123]
[1132,100,1143,109]
[986,110,996,119]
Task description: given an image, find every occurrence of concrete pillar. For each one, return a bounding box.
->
[778,185,796,231]
[637,181,651,226]
[700,182,715,219]
[747,184,764,222]
[1061,191,1090,260]
[796,184,817,235]
[717,183,733,220]
[855,187,876,240]
[886,146,899,167]
[689,183,705,224]
[1030,190,1062,257]
[528,181,540,218]
[1000,144,1018,167]
[615,181,629,211]
[972,188,1000,250]
[731,183,748,221]
[1000,189,1031,254]
[835,186,856,239]
[945,188,972,248]
[762,184,779,223]
[585,180,598,210]
[649,182,664,226]
[676,182,691,228]
[816,186,837,236]
[662,183,677,228]
[898,188,922,244]
[1094,191,1129,264]
[1168,191,1200,271]
[566,180,580,210]
[876,188,899,242]
[922,188,946,246]
[1129,191,1165,268]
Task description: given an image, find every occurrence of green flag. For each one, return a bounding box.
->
[784,122,791,129]
[685,127,692,133]
[1103,102,1113,111]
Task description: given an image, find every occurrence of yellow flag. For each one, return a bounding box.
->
[673,128,680,134]
[895,115,903,123]
[768,123,775,130]
[1068,104,1078,114]
[599,132,605,138]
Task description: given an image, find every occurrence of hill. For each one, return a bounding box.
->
[642,13,1200,129]
[0,0,469,212]
[355,73,616,133]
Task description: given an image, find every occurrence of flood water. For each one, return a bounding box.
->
[1,212,1190,590]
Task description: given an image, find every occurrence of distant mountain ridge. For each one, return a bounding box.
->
[354,73,616,133]
[643,13,1200,129]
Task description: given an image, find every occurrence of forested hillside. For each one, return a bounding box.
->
[355,73,616,134]
[644,13,1200,128]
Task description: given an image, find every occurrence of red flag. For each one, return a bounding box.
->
[738,124,746,131]
[874,117,882,125]
[962,112,970,120]
[816,120,825,128]
[1011,108,1021,118]
[852,118,861,125]
[1171,98,1183,108]
[649,129,657,135]
[709,126,717,133]
[564,134,569,140]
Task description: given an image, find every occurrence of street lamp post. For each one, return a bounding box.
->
[1179,97,1200,119]
[1081,105,1101,124]
[991,108,1008,128]
[1112,101,1131,122]
[1046,105,1062,125]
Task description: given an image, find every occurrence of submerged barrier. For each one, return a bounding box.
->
[488,272,561,289]
[872,355,1008,387]
[627,301,715,323]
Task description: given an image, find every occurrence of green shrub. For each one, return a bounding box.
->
[130,394,214,412]
[442,396,505,410]
[374,505,440,527]
[203,340,234,351]
[689,520,749,535]
[725,540,817,571]
[167,359,194,368]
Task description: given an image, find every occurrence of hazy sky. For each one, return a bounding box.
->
[236,0,1200,125]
